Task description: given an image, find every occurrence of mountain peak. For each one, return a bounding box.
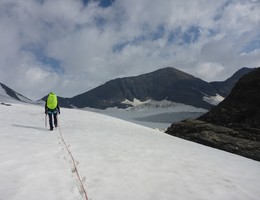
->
[142,67,196,80]
[69,67,217,109]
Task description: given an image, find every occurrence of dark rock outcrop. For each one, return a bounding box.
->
[166,68,260,161]
[200,67,260,129]
[166,119,260,161]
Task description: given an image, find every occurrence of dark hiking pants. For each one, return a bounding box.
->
[48,110,58,130]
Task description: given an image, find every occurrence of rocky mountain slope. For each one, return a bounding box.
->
[166,68,260,161]
[200,68,260,128]
[2,67,254,110]
[61,67,221,109]
[210,67,255,97]
[0,83,32,103]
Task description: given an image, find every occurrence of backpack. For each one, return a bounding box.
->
[47,92,58,109]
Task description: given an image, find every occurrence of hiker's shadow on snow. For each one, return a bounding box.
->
[12,124,48,132]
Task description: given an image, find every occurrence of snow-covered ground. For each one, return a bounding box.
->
[1,101,260,200]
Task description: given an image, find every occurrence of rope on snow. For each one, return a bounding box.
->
[57,117,89,200]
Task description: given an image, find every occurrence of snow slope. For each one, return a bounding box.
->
[0,102,260,200]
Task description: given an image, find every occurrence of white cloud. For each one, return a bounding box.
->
[0,0,260,100]
[194,62,225,81]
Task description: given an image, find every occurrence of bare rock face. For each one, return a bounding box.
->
[199,67,260,129]
[166,119,260,161]
[68,67,218,109]
[166,68,260,161]
[210,67,255,97]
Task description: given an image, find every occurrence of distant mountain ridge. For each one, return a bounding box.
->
[59,67,254,110]
[68,67,218,109]
[1,67,255,109]
[0,83,32,103]
[210,67,255,97]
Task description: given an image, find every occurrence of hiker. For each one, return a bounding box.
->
[45,92,60,131]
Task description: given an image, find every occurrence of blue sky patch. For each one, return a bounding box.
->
[149,25,165,41]
[182,26,201,44]
[112,26,165,53]
[167,26,201,46]
[112,41,129,53]
[22,45,64,74]
[82,0,115,8]
[113,25,203,52]
[112,36,145,53]
[167,27,182,45]
[242,38,260,54]
[94,16,107,31]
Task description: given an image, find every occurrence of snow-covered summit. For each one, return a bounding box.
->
[1,102,259,200]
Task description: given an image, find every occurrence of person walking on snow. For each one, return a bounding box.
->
[45,92,60,131]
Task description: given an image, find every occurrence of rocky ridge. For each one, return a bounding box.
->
[46,67,254,110]
[166,68,260,161]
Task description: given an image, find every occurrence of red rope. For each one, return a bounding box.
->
[57,123,89,200]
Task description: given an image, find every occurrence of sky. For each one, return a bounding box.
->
[0,0,260,100]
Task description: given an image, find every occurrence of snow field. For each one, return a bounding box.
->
[0,102,260,200]
[0,103,82,200]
